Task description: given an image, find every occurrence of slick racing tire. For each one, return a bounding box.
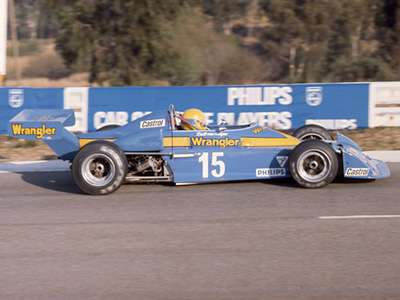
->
[292,124,333,140]
[72,141,128,195]
[289,140,338,188]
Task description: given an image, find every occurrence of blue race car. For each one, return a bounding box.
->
[8,105,390,195]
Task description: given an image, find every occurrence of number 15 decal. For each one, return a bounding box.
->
[198,152,225,178]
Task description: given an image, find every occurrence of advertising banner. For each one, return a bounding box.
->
[87,83,369,132]
[0,83,370,134]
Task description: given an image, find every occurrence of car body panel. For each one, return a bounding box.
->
[164,148,292,183]
[336,133,391,179]
[159,126,298,183]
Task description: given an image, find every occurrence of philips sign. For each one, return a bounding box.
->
[227,87,293,106]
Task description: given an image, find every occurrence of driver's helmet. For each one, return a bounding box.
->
[181,109,207,130]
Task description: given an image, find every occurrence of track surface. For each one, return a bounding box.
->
[1,163,399,300]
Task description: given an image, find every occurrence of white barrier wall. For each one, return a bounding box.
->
[63,87,89,133]
[369,82,400,127]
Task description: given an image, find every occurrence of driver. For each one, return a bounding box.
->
[181,109,207,130]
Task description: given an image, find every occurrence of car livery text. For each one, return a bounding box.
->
[191,137,240,148]
[11,124,56,139]
[140,119,166,128]
[345,168,370,177]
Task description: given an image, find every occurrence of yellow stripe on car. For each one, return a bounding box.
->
[241,134,301,147]
[163,137,191,147]
[79,139,117,148]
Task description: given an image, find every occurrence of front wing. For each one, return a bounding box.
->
[335,133,390,179]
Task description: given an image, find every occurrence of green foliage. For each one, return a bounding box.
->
[7,39,39,56]
[323,56,393,82]
[54,0,191,86]
[9,0,400,84]
[24,49,71,79]
[260,0,337,81]
[8,0,59,39]
[13,140,38,148]
[160,9,243,85]
[201,0,254,34]
[258,0,400,82]
[374,0,400,76]
[158,7,271,85]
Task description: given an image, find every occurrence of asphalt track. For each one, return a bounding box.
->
[0,155,399,299]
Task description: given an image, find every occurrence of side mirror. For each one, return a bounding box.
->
[218,119,227,132]
[218,126,226,133]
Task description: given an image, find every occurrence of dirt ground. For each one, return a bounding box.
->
[1,127,399,162]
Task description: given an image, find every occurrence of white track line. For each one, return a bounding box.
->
[319,215,400,220]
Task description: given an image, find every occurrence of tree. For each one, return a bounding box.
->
[161,8,269,85]
[320,0,393,82]
[201,0,254,35]
[375,0,400,79]
[54,0,188,85]
[258,0,393,82]
[11,0,399,84]
[259,0,334,82]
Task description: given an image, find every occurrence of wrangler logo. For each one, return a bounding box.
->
[11,123,56,139]
[252,126,267,134]
[191,137,240,148]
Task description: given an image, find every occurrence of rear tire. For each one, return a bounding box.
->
[96,124,120,132]
[72,141,127,195]
[292,125,333,140]
[289,140,338,188]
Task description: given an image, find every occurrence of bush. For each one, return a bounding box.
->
[7,39,39,57]
[24,51,71,79]
[13,140,38,148]
[324,56,394,82]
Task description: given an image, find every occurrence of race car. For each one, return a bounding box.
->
[8,105,390,195]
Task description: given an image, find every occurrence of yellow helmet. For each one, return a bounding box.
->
[181,109,207,130]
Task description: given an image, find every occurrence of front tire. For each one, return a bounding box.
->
[289,140,338,188]
[72,141,128,195]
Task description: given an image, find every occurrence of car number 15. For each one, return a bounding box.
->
[198,152,225,178]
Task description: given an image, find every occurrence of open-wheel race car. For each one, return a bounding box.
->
[8,104,390,195]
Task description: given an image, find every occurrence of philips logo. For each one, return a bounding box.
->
[140,119,165,128]
[9,89,24,108]
[256,168,286,178]
[306,87,323,106]
[345,168,369,177]
[228,87,293,106]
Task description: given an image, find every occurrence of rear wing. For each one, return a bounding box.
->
[8,109,80,161]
